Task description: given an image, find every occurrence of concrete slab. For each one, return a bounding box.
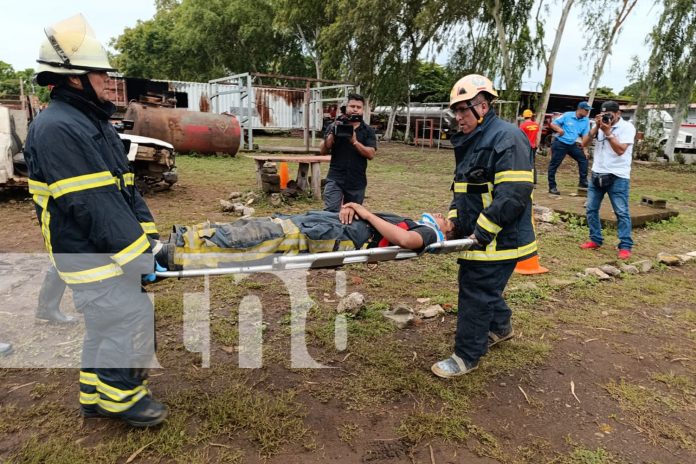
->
[535,192,678,228]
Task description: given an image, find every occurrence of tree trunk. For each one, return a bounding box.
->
[587,0,637,106]
[633,57,657,133]
[491,0,512,92]
[403,92,412,143]
[664,55,696,160]
[664,96,688,161]
[534,0,576,148]
[384,104,398,141]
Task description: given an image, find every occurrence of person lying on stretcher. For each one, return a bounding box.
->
[156,202,454,270]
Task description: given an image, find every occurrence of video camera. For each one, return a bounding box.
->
[333,111,363,138]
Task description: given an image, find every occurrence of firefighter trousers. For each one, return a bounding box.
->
[73,277,157,413]
[455,260,516,365]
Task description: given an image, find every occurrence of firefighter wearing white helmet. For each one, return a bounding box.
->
[35,14,116,86]
[25,14,168,427]
[430,74,537,379]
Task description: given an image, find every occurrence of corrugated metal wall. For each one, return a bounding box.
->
[154,80,311,130]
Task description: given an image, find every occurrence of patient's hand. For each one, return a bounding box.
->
[340,202,369,224]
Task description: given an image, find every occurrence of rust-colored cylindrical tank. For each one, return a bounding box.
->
[124,103,241,156]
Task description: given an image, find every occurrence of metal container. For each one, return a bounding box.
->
[124,103,241,155]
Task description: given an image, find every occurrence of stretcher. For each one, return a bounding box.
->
[156,238,475,279]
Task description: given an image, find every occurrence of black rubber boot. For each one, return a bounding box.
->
[36,306,78,324]
[80,405,101,418]
[96,396,168,428]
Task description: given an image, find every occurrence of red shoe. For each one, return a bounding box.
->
[617,249,632,260]
[580,241,601,250]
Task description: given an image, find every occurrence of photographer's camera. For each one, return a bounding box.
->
[601,113,612,124]
[332,114,363,139]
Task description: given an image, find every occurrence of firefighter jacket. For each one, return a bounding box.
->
[449,110,536,263]
[24,86,158,286]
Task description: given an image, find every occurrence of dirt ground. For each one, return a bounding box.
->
[1,144,695,463]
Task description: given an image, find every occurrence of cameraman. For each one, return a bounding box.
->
[320,93,377,212]
[580,101,636,260]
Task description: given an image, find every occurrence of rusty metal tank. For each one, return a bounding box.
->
[124,103,241,155]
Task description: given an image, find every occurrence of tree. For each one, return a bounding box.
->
[581,0,638,106]
[534,0,576,147]
[486,0,545,100]
[112,0,311,81]
[410,61,453,103]
[320,0,474,141]
[273,0,334,81]
[643,0,696,159]
[590,86,617,98]
[448,0,545,100]
[0,61,48,102]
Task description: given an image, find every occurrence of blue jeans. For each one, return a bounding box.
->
[586,174,633,250]
[548,140,588,190]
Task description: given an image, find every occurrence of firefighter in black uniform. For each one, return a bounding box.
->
[431,74,536,378]
[24,14,167,426]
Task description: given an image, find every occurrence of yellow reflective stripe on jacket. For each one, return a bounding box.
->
[453,182,493,193]
[448,209,458,219]
[59,263,123,285]
[79,371,98,386]
[79,391,99,405]
[49,171,116,199]
[476,214,502,234]
[28,179,51,196]
[494,170,534,184]
[111,233,150,267]
[140,222,158,235]
[115,173,136,190]
[459,240,537,261]
[97,388,148,413]
[482,191,493,208]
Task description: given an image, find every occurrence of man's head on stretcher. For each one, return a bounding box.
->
[339,202,454,250]
[158,203,458,270]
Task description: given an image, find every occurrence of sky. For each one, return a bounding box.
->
[1,0,660,97]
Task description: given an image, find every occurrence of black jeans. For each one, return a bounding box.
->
[323,179,366,212]
[455,260,516,365]
[548,140,588,190]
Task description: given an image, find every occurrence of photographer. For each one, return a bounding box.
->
[580,101,636,260]
[547,101,592,195]
[320,93,377,212]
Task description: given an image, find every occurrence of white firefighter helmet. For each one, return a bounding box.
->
[449,74,498,109]
[35,14,116,86]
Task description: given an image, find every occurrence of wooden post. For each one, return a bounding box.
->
[254,159,263,188]
[297,163,310,191]
[304,81,310,154]
[311,162,322,199]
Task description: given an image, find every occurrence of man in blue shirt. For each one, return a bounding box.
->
[547,101,592,195]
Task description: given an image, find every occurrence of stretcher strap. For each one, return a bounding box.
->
[156,239,474,279]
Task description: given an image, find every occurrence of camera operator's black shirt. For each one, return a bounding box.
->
[326,122,377,190]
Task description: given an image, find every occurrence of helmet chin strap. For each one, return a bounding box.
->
[78,73,100,105]
[470,105,484,124]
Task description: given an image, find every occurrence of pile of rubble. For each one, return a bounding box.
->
[335,292,447,330]
[260,161,281,194]
[219,191,257,217]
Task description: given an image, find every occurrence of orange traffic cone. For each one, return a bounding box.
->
[279,162,289,189]
[514,254,549,275]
